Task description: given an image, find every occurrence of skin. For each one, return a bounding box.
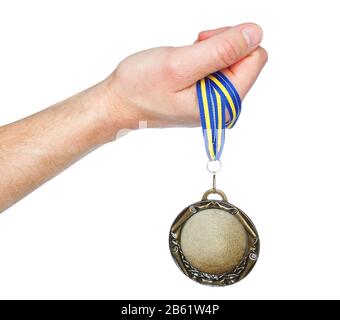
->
[0,23,268,213]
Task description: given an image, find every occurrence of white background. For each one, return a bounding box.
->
[0,0,339,300]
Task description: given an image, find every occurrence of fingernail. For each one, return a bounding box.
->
[242,25,263,47]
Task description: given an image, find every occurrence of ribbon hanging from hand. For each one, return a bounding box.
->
[196,71,242,161]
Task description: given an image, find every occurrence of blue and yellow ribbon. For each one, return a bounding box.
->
[196,71,242,161]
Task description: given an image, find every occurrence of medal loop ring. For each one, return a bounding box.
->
[206,160,222,174]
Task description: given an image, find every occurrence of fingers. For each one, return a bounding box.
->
[175,46,268,126]
[196,24,268,99]
[225,46,268,99]
[168,23,263,89]
[197,27,231,41]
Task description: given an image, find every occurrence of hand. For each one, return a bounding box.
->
[106,23,267,130]
[0,23,267,212]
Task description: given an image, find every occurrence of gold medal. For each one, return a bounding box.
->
[169,173,259,286]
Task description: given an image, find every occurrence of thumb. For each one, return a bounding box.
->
[168,23,263,89]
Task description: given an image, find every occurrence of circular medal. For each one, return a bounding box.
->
[169,189,259,286]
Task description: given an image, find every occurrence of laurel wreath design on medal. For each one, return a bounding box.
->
[169,195,260,286]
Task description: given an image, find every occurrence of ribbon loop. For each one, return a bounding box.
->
[196,71,242,161]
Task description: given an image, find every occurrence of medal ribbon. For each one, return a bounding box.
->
[196,71,242,161]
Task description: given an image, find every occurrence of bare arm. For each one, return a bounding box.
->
[0,80,128,212]
[0,23,267,213]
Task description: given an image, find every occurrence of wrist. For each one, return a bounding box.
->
[99,73,146,142]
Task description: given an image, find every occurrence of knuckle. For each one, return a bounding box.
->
[216,38,240,66]
[197,31,205,40]
[253,47,269,63]
[260,47,269,63]
[162,49,189,88]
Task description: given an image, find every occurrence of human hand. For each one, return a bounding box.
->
[106,23,267,130]
[0,23,267,212]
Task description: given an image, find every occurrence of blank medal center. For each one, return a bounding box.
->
[181,208,248,274]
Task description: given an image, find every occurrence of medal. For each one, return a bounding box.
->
[169,72,259,286]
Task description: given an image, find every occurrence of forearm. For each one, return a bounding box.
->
[0,77,130,212]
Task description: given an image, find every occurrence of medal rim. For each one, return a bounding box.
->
[169,197,260,287]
